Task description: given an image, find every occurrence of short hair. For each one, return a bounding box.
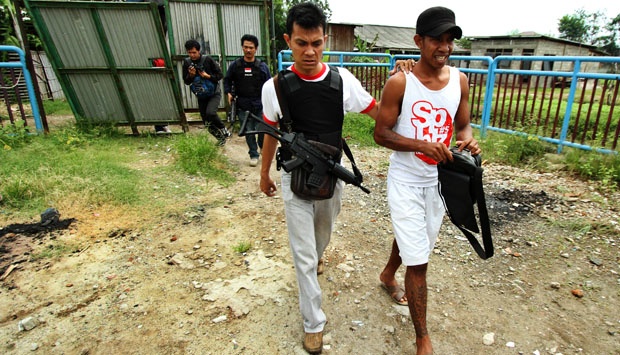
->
[286,2,326,35]
[241,34,259,48]
[184,39,200,52]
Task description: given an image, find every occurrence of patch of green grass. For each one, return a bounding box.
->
[30,242,80,261]
[0,123,236,219]
[480,130,619,190]
[0,120,33,150]
[233,241,252,254]
[342,113,378,147]
[174,132,235,186]
[42,99,72,116]
[564,148,620,190]
[0,134,145,214]
[481,131,552,167]
[553,218,593,235]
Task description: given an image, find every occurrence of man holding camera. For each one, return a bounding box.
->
[182,39,230,145]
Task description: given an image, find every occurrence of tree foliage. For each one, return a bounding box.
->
[455,37,472,50]
[0,1,20,47]
[558,8,619,55]
[351,34,378,63]
[0,1,42,51]
[599,14,620,56]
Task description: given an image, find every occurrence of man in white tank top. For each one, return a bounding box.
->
[374,6,481,355]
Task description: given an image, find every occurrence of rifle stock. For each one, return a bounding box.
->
[239,112,370,194]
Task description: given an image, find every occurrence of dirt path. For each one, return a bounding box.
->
[1,134,619,354]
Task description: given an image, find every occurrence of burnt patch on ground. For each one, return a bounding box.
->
[486,187,556,223]
[0,218,76,239]
[0,214,75,278]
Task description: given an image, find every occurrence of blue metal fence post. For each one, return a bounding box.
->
[480,58,498,139]
[0,45,43,132]
[557,59,582,154]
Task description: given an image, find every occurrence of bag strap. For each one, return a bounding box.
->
[341,140,364,183]
[473,167,493,258]
[273,72,294,133]
[198,55,207,68]
[441,166,494,259]
[185,55,207,67]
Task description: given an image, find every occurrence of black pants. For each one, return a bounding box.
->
[198,92,226,139]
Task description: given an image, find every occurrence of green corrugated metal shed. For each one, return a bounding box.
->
[24,0,272,133]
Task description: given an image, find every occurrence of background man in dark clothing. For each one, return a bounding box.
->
[224,34,271,166]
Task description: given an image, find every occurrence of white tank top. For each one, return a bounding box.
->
[388,66,461,186]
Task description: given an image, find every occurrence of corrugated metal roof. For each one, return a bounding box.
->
[355,25,419,51]
[69,73,127,121]
[99,8,168,67]
[121,73,180,121]
[354,24,467,53]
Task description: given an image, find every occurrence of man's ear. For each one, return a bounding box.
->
[283,34,291,48]
[413,34,423,47]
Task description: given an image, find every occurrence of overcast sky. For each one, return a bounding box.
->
[328,0,620,37]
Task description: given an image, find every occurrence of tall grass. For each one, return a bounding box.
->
[0,132,145,214]
[174,132,235,185]
[0,121,234,219]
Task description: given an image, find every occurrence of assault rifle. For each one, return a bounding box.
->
[239,112,370,194]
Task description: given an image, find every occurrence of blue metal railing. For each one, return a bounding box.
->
[278,50,620,154]
[0,45,43,132]
[488,56,620,154]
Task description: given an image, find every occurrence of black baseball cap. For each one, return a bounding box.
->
[416,6,462,39]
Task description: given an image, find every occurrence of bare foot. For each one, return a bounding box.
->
[416,335,433,355]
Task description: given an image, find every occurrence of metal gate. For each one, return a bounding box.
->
[24,0,272,133]
[24,0,186,134]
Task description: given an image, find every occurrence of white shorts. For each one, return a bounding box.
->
[387,178,445,266]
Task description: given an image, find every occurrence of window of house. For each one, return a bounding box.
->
[543,54,555,71]
[484,48,513,68]
[521,49,535,70]
[520,49,535,82]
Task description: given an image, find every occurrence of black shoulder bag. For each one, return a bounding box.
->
[438,147,493,259]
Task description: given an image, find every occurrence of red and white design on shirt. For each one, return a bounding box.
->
[244,67,252,74]
[409,100,453,165]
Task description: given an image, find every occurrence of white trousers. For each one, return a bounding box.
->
[281,171,343,333]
